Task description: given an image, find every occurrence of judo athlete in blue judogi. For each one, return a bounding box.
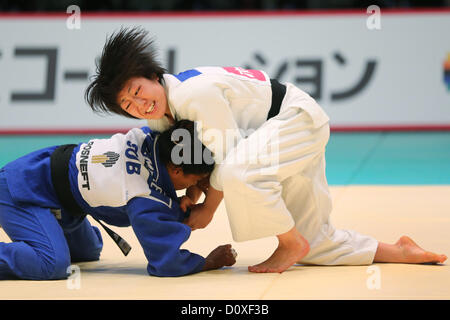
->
[0,120,237,280]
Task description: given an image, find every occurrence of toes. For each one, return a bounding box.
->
[423,252,448,264]
[267,267,285,273]
[426,252,440,261]
[248,263,273,273]
[249,264,290,273]
[248,265,258,272]
[248,266,267,273]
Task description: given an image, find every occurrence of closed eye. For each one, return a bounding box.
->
[135,86,141,96]
[125,102,131,110]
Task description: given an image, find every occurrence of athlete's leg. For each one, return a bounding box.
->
[0,171,71,280]
[64,217,103,263]
[248,227,310,273]
[222,109,329,273]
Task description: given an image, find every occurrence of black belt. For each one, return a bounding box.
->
[268,79,287,120]
[50,144,131,256]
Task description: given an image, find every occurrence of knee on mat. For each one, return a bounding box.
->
[35,251,72,280]
[90,226,103,259]
[70,226,103,263]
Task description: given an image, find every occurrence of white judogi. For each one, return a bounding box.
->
[148,66,378,265]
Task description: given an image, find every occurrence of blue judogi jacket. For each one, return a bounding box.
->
[2,126,205,277]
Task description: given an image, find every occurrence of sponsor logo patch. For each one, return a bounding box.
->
[91,151,120,168]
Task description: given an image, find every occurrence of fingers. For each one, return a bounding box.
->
[180,196,194,212]
[196,176,210,193]
[221,244,237,266]
[205,245,238,270]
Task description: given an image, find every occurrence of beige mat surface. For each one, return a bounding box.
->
[1,186,449,300]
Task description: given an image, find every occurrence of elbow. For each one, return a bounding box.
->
[146,263,200,278]
[147,267,180,278]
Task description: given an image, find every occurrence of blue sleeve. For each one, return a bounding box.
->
[127,197,205,277]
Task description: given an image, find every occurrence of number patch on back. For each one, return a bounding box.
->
[223,67,266,81]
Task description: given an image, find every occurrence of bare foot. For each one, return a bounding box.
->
[396,236,447,264]
[248,228,310,273]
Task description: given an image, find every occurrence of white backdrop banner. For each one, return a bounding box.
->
[0,10,449,133]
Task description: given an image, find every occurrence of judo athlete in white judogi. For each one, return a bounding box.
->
[0,120,236,280]
[147,67,380,269]
[85,27,447,273]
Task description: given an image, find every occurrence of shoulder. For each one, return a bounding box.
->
[164,68,223,93]
[166,76,227,110]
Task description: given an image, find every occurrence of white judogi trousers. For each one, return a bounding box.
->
[220,84,379,265]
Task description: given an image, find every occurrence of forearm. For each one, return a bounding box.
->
[203,185,223,213]
[183,186,224,230]
[202,258,216,271]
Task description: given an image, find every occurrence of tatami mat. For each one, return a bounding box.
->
[1,185,448,300]
[0,132,449,302]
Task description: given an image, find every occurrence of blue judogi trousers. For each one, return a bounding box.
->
[0,169,103,280]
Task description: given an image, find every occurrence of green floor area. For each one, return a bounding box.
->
[1,132,450,185]
[325,132,450,185]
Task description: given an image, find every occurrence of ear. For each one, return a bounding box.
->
[151,73,159,81]
[167,163,182,176]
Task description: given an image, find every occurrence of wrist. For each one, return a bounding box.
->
[202,257,215,271]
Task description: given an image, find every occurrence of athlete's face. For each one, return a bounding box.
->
[167,166,209,190]
[117,76,168,120]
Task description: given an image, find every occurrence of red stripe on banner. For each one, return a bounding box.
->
[0,8,450,19]
[330,125,450,132]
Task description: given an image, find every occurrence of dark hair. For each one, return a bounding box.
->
[158,120,215,175]
[85,26,167,119]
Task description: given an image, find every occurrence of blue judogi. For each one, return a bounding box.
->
[0,127,205,280]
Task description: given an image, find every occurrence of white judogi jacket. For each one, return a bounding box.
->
[148,66,330,191]
[147,67,378,265]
